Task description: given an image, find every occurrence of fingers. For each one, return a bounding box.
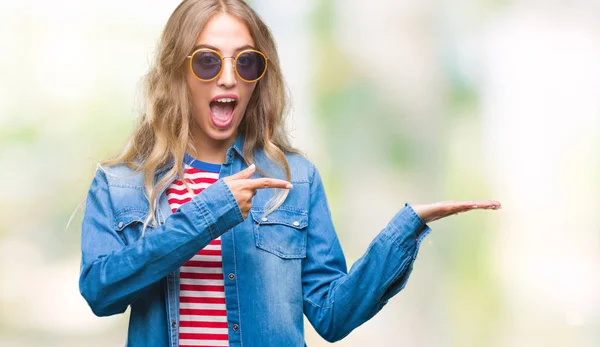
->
[246,177,293,190]
[469,200,502,209]
[225,164,256,181]
[224,165,293,191]
[412,199,502,224]
[445,200,501,215]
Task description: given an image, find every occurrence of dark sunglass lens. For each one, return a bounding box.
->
[236,52,266,81]
[192,51,222,80]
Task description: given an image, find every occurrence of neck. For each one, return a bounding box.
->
[191,131,237,164]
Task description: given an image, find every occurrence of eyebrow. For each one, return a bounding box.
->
[191,44,256,54]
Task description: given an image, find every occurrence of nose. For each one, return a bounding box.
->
[217,57,237,89]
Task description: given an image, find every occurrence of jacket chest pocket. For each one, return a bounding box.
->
[250,209,308,259]
[113,209,153,244]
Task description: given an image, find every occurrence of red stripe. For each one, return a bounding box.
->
[180,308,227,316]
[180,170,218,177]
[179,320,229,328]
[180,272,223,280]
[182,168,217,174]
[198,249,221,256]
[180,333,229,340]
[167,193,204,204]
[167,181,215,194]
[209,239,221,245]
[167,184,208,194]
[180,284,225,292]
[185,260,222,268]
[167,181,216,195]
[166,184,188,191]
[180,296,226,304]
[167,197,194,205]
[169,177,218,187]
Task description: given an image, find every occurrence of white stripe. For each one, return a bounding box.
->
[180,315,228,322]
[170,202,183,210]
[181,266,222,274]
[166,189,201,200]
[183,170,220,179]
[180,278,225,286]
[180,302,227,310]
[190,254,222,262]
[181,169,218,178]
[179,327,229,335]
[181,290,225,298]
[201,244,221,251]
[167,192,194,201]
[178,339,229,346]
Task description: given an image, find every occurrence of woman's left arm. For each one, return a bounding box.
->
[302,164,500,342]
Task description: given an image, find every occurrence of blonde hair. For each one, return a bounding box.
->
[102,0,302,232]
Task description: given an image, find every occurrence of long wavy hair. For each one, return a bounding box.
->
[101,0,302,231]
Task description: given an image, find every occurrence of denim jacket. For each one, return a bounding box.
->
[79,134,431,346]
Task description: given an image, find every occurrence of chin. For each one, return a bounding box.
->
[205,123,238,141]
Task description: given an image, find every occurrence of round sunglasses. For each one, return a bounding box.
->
[187,48,268,83]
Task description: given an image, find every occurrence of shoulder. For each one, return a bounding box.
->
[94,162,146,191]
[87,163,150,217]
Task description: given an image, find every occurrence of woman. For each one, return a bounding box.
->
[79,1,501,346]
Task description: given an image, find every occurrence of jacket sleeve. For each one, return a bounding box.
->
[302,164,431,342]
[79,168,244,317]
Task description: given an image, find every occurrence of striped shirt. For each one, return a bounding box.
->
[166,154,229,347]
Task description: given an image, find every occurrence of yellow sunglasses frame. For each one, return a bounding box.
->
[186,48,269,83]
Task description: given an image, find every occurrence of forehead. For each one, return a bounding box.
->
[196,13,255,53]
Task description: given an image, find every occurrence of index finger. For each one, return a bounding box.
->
[245,178,293,190]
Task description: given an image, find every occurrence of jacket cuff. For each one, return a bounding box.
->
[383,203,432,257]
[191,179,244,239]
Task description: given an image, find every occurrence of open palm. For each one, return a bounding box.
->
[411,200,501,224]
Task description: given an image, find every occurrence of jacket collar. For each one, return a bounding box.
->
[231,133,246,161]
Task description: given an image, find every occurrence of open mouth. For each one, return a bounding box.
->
[209,97,238,129]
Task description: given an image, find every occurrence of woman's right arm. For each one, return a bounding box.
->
[79,168,244,317]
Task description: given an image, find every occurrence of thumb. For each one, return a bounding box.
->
[226,164,256,181]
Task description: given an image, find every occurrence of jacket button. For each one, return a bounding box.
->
[118,221,124,228]
[171,320,177,328]
[228,273,235,280]
[293,221,300,227]
[261,217,268,222]
[232,324,239,331]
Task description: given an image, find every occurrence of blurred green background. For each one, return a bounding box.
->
[1,0,599,346]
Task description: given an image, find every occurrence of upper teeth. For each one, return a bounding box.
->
[215,98,235,103]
